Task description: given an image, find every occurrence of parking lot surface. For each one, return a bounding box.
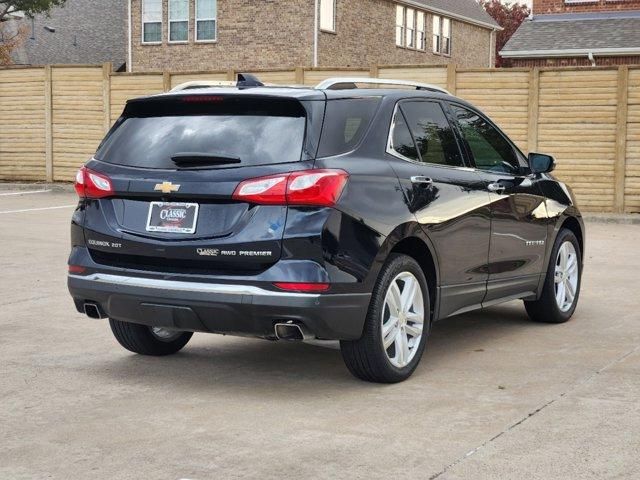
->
[1,189,639,480]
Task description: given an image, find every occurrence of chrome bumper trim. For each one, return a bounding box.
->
[69,273,321,298]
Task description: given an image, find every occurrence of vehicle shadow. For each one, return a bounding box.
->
[94,301,536,398]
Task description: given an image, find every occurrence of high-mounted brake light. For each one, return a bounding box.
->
[182,95,225,103]
[74,166,114,199]
[232,169,348,207]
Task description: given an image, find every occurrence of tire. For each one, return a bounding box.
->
[340,253,430,383]
[525,228,582,324]
[109,319,193,356]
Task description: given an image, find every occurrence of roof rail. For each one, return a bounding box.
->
[315,77,450,95]
[171,73,265,92]
[170,80,236,92]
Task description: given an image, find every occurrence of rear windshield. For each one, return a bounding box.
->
[95,97,307,169]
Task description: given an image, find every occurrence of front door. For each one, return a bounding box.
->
[386,100,492,319]
[449,104,549,305]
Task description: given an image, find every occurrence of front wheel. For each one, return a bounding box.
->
[340,254,430,383]
[109,319,193,356]
[525,228,582,324]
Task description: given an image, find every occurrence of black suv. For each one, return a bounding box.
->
[67,77,584,383]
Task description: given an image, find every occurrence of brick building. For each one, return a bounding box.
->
[128,0,500,72]
[501,0,640,67]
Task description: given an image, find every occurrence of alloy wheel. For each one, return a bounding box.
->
[554,241,579,312]
[381,272,425,368]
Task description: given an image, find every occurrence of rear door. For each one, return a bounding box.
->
[82,95,319,275]
[386,100,492,319]
[448,103,548,304]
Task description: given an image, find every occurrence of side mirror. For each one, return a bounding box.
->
[528,153,555,174]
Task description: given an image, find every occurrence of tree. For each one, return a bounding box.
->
[481,0,530,67]
[0,1,67,65]
[1,1,66,23]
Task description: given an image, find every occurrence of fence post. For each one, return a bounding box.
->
[226,69,235,81]
[295,67,304,84]
[370,65,379,79]
[614,65,629,213]
[446,63,456,95]
[527,67,540,154]
[102,63,112,133]
[163,71,172,92]
[44,65,53,182]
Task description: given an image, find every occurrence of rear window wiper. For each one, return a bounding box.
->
[170,152,242,166]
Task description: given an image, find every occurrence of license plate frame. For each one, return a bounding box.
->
[145,202,199,234]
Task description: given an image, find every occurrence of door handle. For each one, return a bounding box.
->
[487,182,506,193]
[411,176,433,185]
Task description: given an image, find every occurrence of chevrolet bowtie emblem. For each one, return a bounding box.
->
[154,182,181,194]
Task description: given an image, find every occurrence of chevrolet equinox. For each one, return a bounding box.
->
[67,76,585,383]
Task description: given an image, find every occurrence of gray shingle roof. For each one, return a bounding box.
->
[502,11,640,56]
[11,0,126,68]
[406,0,499,29]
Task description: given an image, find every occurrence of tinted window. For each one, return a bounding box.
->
[318,98,381,157]
[96,100,306,169]
[400,101,463,167]
[389,109,419,162]
[451,105,519,173]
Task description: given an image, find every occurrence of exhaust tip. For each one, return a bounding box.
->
[274,322,308,341]
[84,302,104,319]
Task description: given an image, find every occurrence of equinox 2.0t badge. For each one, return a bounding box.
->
[154,181,181,194]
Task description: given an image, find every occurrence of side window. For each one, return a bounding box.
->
[389,110,420,162]
[399,101,464,167]
[317,98,381,157]
[451,105,520,173]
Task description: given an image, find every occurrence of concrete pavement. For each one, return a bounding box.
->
[0,190,638,479]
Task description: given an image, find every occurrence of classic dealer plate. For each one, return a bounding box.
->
[146,202,199,234]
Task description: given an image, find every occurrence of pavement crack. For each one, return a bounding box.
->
[429,343,640,480]
[0,295,52,307]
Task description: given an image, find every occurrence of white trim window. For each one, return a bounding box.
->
[169,0,189,43]
[320,0,336,32]
[196,0,217,41]
[396,5,405,47]
[396,6,426,50]
[442,17,451,55]
[416,10,426,51]
[433,15,451,55]
[142,0,162,44]
[405,7,415,48]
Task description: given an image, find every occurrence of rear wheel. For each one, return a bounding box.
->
[525,228,582,324]
[109,319,193,356]
[341,254,430,383]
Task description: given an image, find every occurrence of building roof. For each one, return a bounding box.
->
[400,0,500,30]
[501,11,640,58]
[10,0,126,68]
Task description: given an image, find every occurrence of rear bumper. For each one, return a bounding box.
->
[68,273,370,340]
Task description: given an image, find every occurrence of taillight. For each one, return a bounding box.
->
[232,169,348,207]
[74,166,114,199]
[233,174,288,205]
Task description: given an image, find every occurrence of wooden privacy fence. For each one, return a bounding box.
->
[0,63,639,213]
